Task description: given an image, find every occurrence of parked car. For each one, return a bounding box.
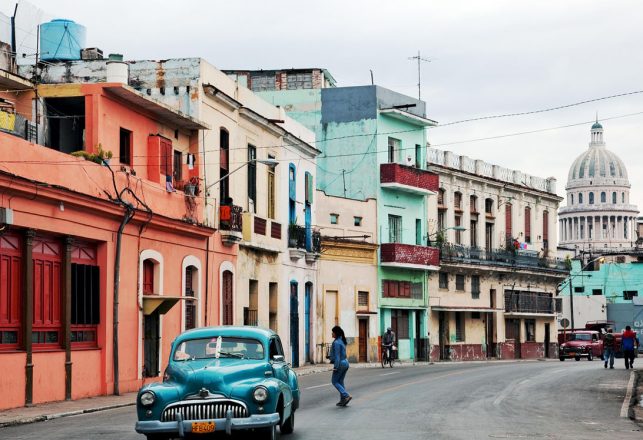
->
[558,330,603,361]
[135,326,299,439]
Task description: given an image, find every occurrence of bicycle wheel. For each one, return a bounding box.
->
[381,350,386,368]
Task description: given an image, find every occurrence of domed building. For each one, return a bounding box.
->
[559,122,639,250]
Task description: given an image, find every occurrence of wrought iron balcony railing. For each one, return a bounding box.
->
[504,291,556,314]
[439,243,568,272]
[288,224,321,253]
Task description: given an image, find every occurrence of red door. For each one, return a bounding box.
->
[358,319,368,362]
[222,270,233,325]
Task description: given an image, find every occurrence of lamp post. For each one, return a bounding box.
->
[205,158,279,194]
[560,256,605,330]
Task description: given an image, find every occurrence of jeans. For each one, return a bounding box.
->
[623,350,635,369]
[603,348,615,367]
[332,365,349,399]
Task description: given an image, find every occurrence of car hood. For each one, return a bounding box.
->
[562,341,590,347]
[170,358,267,397]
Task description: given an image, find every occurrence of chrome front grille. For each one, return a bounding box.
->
[161,400,249,422]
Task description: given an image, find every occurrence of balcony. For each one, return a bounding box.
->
[241,213,282,253]
[219,204,243,245]
[380,242,440,270]
[439,244,568,273]
[243,308,258,326]
[380,163,439,195]
[505,291,556,316]
[288,224,321,261]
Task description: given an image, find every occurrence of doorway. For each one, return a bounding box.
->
[290,282,299,367]
[505,318,521,359]
[439,311,449,360]
[486,315,494,358]
[143,311,160,377]
[544,323,550,358]
[414,312,423,361]
[304,282,312,363]
[358,319,368,363]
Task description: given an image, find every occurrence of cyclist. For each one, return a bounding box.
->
[382,327,396,362]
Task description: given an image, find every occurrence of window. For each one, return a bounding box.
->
[525,319,536,342]
[382,280,413,298]
[388,137,400,163]
[330,213,339,225]
[184,266,197,330]
[470,220,478,247]
[612,192,616,204]
[357,291,369,310]
[579,193,583,204]
[248,145,257,211]
[623,291,638,300]
[471,275,480,299]
[70,264,100,346]
[589,192,594,204]
[416,219,422,245]
[0,233,21,349]
[32,237,63,347]
[455,274,465,291]
[524,206,531,243]
[454,215,462,244]
[392,309,409,339]
[570,194,574,205]
[505,203,513,242]
[288,164,296,223]
[388,215,402,243]
[437,210,445,232]
[143,260,155,294]
[305,172,313,205]
[119,128,131,165]
[622,192,625,203]
[592,289,602,296]
[543,210,549,249]
[438,188,446,206]
[439,272,449,289]
[173,150,182,182]
[600,192,606,203]
[415,144,422,167]
[455,312,465,342]
[485,198,494,215]
[251,74,276,92]
[287,72,313,89]
[574,286,585,293]
[220,129,230,203]
[454,192,462,210]
[159,137,172,176]
[354,216,362,227]
[411,283,423,300]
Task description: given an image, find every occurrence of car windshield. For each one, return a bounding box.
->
[173,337,265,361]
[569,334,591,341]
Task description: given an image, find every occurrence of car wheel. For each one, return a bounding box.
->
[587,352,593,361]
[559,357,565,361]
[280,409,295,434]
[575,356,581,361]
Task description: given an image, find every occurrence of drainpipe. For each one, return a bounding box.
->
[113,204,134,396]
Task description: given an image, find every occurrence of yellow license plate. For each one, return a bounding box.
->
[192,421,215,434]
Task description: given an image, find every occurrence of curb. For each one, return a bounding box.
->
[0,402,135,428]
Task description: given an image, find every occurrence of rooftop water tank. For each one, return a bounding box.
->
[40,19,86,62]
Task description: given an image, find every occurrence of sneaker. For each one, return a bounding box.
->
[337,398,346,406]
[604,364,607,369]
[610,366,614,369]
[340,395,352,406]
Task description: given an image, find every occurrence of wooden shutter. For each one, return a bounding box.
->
[505,203,512,239]
[143,260,154,295]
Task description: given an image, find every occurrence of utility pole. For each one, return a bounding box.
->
[568,276,575,330]
[408,50,431,101]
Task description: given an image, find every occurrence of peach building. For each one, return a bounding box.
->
[0,74,232,409]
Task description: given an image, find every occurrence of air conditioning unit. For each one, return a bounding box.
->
[81,47,104,60]
[0,207,14,225]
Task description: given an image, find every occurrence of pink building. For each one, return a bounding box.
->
[0,77,235,409]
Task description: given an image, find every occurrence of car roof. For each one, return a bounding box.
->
[174,326,277,345]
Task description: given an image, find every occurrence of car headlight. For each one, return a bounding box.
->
[253,386,269,403]
[140,391,156,407]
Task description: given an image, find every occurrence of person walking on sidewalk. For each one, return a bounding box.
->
[329,325,351,406]
[621,326,639,370]
[603,328,616,369]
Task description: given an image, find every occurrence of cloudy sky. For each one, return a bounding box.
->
[7,0,643,210]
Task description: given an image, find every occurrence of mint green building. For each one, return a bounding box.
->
[226,69,441,360]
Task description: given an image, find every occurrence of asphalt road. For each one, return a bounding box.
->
[1,360,640,440]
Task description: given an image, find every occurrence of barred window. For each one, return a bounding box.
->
[455,312,465,342]
[439,272,449,289]
[411,283,423,300]
[455,274,465,291]
[471,275,480,299]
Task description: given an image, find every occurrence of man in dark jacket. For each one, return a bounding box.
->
[603,328,616,369]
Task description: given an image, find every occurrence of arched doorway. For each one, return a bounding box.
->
[184,265,198,330]
[222,270,233,325]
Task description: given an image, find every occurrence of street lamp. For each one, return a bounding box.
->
[427,225,466,246]
[558,255,605,330]
[205,158,279,194]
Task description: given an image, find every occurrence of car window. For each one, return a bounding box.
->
[173,337,265,360]
[269,337,285,359]
[570,334,591,341]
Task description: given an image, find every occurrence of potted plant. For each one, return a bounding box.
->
[183,176,200,197]
[288,219,299,247]
[71,143,113,165]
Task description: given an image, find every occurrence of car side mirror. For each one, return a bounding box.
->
[272,355,285,363]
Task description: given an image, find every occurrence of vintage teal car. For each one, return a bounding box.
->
[135,326,299,439]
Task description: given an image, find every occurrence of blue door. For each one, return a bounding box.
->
[290,282,299,367]
[304,283,312,363]
[304,205,312,251]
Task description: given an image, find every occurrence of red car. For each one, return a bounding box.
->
[558,330,603,361]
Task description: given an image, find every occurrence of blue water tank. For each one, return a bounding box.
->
[40,19,86,62]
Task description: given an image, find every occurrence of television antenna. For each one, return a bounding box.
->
[408,50,432,101]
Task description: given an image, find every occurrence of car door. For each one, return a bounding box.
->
[269,337,289,384]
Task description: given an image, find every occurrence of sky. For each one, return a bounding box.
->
[5,0,643,211]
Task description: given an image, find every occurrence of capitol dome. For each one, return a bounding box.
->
[559,122,639,250]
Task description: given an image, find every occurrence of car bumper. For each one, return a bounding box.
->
[135,413,279,437]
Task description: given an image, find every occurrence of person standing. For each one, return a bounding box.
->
[621,326,639,369]
[603,328,616,369]
[329,326,351,406]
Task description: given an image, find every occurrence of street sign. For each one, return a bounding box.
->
[560,318,570,328]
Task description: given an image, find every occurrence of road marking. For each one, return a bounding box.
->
[620,370,635,418]
[379,372,400,377]
[305,384,332,390]
[551,368,567,374]
[493,379,521,406]
[519,379,530,385]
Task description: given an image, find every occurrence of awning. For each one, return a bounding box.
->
[431,306,504,313]
[142,295,186,315]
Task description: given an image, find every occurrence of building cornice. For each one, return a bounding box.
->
[320,239,378,264]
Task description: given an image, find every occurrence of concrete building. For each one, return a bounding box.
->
[229,69,441,361]
[559,122,639,253]
[0,75,217,409]
[426,148,568,360]
[315,191,379,363]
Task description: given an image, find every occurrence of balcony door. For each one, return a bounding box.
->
[389,215,402,243]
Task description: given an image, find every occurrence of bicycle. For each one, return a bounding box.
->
[381,344,395,368]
